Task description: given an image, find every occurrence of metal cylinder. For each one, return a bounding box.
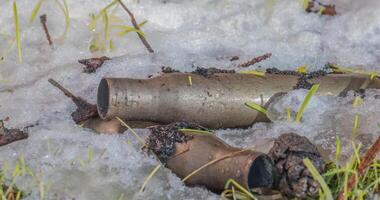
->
[97,73,379,128]
[165,131,276,191]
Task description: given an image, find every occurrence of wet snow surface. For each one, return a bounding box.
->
[0,0,380,199]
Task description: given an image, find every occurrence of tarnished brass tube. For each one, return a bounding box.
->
[165,131,275,191]
[97,73,380,128]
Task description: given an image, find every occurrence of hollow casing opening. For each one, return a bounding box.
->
[248,154,275,189]
[97,78,110,119]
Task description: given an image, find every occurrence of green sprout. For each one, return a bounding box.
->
[179,128,211,135]
[30,0,45,24]
[13,0,22,63]
[304,158,334,200]
[30,0,70,39]
[295,84,319,122]
[139,164,161,193]
[55,0,70,39]
[245,102,268,116]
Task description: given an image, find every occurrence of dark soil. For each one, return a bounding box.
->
[269,133,325,199]
[145,122,208,162]
[191,67,235,78]
[266,67,328,89]
[161,66,180,73]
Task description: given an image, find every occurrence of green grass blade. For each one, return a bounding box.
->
[139,164,161,192]
[55,0,70,38]
[303,158,333,200]
[30,0,45,24]
[335,136,341,164]
[295,84,319,122]
[179,128,211,135]
[13,0,22,63]
[245,102,268,115]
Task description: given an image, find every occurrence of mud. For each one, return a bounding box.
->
[266,67,327,89]
[145,122,208,162]
[268,133,325,198]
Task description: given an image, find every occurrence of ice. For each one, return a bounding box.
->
[0,0,380,199]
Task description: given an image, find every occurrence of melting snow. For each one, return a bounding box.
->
[0,0,379,199]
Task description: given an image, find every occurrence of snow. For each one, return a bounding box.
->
[0,0,379,199]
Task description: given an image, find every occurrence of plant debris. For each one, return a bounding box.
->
[191,67,236,78]
[237,53,272,68]
[337,135,380,200]
[161,66,180,73]
[40,14,53,46]
[78,56,111,73]
[268,133,325,198]
[145,122,208,162]
[305,0,337,16]
[0,120,28,146]
[117,0,154,53]
[48,78,98,123]
[161,66,235,78]
[266,67,327,89]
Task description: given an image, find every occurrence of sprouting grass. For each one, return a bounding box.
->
[304,158,334,200]
[179,128,211,135]
[286,107,292,121]
[29,0,45,24]
[55,0,70,39]
[352,96,363,138]
[245,102,268,115]
[13,0,22,63]
[295,84,319,122]
[113,20,147,37]
[329,64,380,80]
[222,179,257,200]
[116,117,145,147]
[139,164,161,192]
[296,64,308,74]
[188,75,192,86]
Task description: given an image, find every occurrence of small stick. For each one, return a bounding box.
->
[0,120,28,146]
[48,78,98,123]
[238,53,272,68]
[337,135,380,200]
[40,14,53,46]
[117,0,154,53]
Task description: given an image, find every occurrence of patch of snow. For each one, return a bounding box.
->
[0,0,379,199]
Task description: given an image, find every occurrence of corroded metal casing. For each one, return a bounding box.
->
[166,131,276,191]
[97,73,379,128]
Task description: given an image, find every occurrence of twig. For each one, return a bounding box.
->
[117,0,154,53]
[40,14,53,46]
[238,53,272,68]
[0,120,28,146]
[48,78,98,123]
[337,135,380,200]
